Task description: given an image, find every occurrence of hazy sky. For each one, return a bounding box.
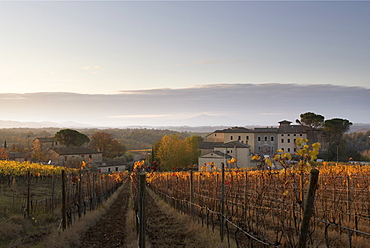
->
[0,1,369,126]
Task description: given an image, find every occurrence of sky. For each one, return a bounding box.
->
[0,1,369,127]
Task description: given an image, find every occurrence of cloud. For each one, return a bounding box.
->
[109,114,172,119]
[82,66,104,70]
[0,83,369,127]
[196,59,246,64]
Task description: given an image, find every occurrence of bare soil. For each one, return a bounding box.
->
[79,185,220,248]
[145,193,194,248]
[80,186,130,248]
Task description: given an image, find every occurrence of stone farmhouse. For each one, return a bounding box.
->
[31,137,102,168]
[199,120,326,169]
[7,152,27,162]
[49,147,102,168]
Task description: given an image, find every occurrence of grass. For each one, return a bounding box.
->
[147,188,238,248]
[1,177,254,248]
[0,178,62,248]
[38,183,128,248]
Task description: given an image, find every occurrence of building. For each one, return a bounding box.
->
[32,137,59,151]
[198,151,232,171]
[98,160,127,173]
[198,141,251,169]
[49,147,102,168]
[254,127,278,156]
[206,127,254,146]
[7,152,27,162]
[277,120,308,153]
[32,137,60,162]
[204,120,326,163]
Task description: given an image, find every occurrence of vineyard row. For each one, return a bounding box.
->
[146,164,370,247]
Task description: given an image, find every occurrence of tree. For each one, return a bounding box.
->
[154,134,201,171]
[343,130,370,161]
[323,118,352,161]
[0,148,8,160]
[54,129,90,147]
[185,135,200,166]
[89,132,127,159]
[296,112,324,142]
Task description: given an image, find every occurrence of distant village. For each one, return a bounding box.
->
[1,119,326,171]
[2,112,368,171]
[198,120,327,170]
[5,137,126,173]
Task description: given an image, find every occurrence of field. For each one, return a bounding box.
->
[0,160,127,247]
[147,163,370,247]
[2,160,370,247]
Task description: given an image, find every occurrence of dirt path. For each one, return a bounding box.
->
[78,182,230,248]
[80,185,130,248]
[79,184,197,248]
[145,193,193,248]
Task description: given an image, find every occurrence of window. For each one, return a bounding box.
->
[89,155,92,159]
[281,148,284,151]
[215,134,217,136]
[288,148,291,152]
[116,167,119,172]
[281,139,284,143]
[108,168,111,172]
[238,136,241,140]
[271,136,274,141]
[230,136,233,140]
[300,134,303,136]
[294,148,297,152]
[264,136,268,141]
[288,134,290,136]
[294,134,296,136]
[64,156,67,161]
[81,154,84,158]
[246,136,249,140]
[288,139,290,143]
[282,134,284,136]
[258,136,261,141]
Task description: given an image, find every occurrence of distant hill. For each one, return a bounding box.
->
[0,120,94,129]
[349,123,370,133]
[0,119,369,133]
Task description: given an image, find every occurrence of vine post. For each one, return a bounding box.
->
[347,175,353,248]
[138,172,146,248]
[26,170,31,218]
[297,169,319,248]
[61,170,67,230]
[190,169,194,219]
[78,170,82,218]
[220,162,225,242]
[51,173,56,212]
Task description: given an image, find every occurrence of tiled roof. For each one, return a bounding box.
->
[35,137,56,142]
[215,127,253,133]
[254,128,278,133]
[200,150,232,159]
[49,147,101,155]
[214,141,250,148]
[8,152,26,159]
[199,142,224,149]
[278,125,309,133]
[279,120,292,124]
